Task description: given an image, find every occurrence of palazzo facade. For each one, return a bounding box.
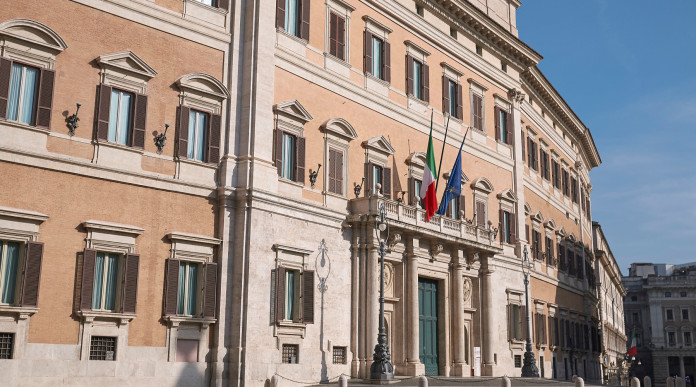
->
[0,0,620,386]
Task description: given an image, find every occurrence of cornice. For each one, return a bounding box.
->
[522,67,601,169]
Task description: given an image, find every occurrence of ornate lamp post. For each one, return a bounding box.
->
[370,202,394,380]
[521,245,540,377]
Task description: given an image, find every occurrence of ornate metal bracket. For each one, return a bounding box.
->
[154,124,169,154]
[354,177,365,198]
[309,164,322,189]
[395,191,406,203]
[66,103,81,136]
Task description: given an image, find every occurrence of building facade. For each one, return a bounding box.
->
[623,262,696,385]
[1,0,611,386]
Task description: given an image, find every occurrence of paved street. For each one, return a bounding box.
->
[296,375,614,387]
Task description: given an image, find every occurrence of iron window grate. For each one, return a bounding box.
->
[282,344,298,364]
[90,336,116,360]
[514,354,522,368]
[0,333,13,359]
[332,346,346,364]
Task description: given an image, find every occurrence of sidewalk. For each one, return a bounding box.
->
[293,375,614,387]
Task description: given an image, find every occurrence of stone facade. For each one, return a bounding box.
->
[623,262,696,386]
[0,0,611,386]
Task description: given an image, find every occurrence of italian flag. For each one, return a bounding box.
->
[420,124,438,221]
[627,328,637,355]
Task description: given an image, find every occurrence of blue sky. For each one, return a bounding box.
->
[517,0,696,274]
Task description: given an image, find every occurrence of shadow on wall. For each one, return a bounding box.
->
[175,360,209,387]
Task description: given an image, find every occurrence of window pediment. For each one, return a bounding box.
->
[321,118,357,141]
[97,51,157,80]
[544,219,557,230]
[274,100,313,124]
[406,152,426,167]
[524,202,531,215]
[470,177,494,194]
[497,188,517,203]
[177,72,229,100]
[0,18,67,53]
[443,169,469,183]
[362,135,395,156]
[556,226,567,237]
[530,211,544,224]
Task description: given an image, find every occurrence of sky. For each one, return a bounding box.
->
[516,0,696,274]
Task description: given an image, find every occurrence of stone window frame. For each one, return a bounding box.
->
[362,135,395,198]
[182,0,229,28]
[468,78,487,132]
[78,220,144,361]
[321,118,357,197]
[406,152,427,207]
[362,15,392,95]
[165,232,220,363]
[442,169,469,219]
[529,211,544,260]
[493,94,512,147]
[441,63,463,121]
[404,40,431,105]
[470,177,494,228]
[0,206,48,360]
[506,289,525,348]
[324,0,354,64]
[496,188,517,245]
[272,244,314,350]
[274,99,313,186]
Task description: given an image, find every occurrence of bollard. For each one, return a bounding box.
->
[676,377,685,387]
[667,377,674,387]
[418,375,428,387]
[631,377,640,387]
[501,376,511,387]
[574,376,584,387]
[643,376,651,387]
[338,374,348,387]
[271,374,280,387]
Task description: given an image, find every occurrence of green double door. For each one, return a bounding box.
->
[418,278,439,376]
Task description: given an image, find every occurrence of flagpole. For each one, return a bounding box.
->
[435,127,470,215]
[434,114,451,195]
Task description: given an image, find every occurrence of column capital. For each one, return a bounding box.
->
[508,88,526,108]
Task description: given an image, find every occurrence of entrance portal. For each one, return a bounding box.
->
[418,278,439,376]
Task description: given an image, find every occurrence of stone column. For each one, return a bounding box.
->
[452,248,466,376]
[405,235,425,376]
[679,356,685,379]
[481,254,496,376]
[366,241,379,376]
[508,89,527,256]
[350,229,360,377]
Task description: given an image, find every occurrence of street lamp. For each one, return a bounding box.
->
[370,202,394,380]
[521,245,540,377]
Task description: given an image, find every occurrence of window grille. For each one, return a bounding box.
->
[282,344,298,364]
[514,354,522,368]
[0,333,13,359]
[333,346,347,364]
[90,336,116,360]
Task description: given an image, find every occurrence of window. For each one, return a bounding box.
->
[372,36,383,80]
[186,109,208,162]
[282,344,299,364]
[176,339,199,362]
[371,164,383,195]
[531,230,542,260]
[682,309,689,321]
[540,150,550,180]
[177,261,200,316]
[571,176,578,203]
[362,19,391,84]
[274,100,310,185]
[632,312,640,325]
[501,211,513,244]
[665,291,672,298]
[681,291,687,297]
[631,296,637,302]
[475,200,487,227]
[0,241,20,305]
[508,303,525,341]
[494,106,511,145]
[274,266,314,324]
[475,45,482,55]
[416,4,424,16]
[666,309,674,321]
[535,312,547,345]
[552,160,561,188]
[557,241,566,271]
[7,63,39,126]
[514,354,521,368]
[685,332,692,346]
[414,179,425,208]
[285,0,300,37]
[107,89,133,145]
[164,258,217,319]
[472,93,483,131]
[527,137,538,170]
[329,12,346,60]
[91,252,121,311]
[195,0,216,6]
[333,346,347,364]
[284,269,298,320]
[562,169,570,196]
[0,332,12,359]
[89,336,116,361]
[447,197,458,219]
[668,332,676,346]
[327,148,344,195]
[501,62,507,72]
[545,236,554,265]
[449,27,457,39]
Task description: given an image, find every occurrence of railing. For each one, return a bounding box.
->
[349,196,499,247]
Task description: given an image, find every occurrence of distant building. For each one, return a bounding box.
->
[623,262,696,384]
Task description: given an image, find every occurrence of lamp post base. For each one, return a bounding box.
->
[521,344,540,377]
[370,342,394,380]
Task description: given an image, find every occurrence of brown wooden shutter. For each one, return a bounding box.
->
[164,259,180,315]
[0,58,12,119]
[505,111,513,146]
[510,212,517,244]
[337,15,345,60]
[300,0,310,40]
[276,0,285,29]
[20,241,44,307]
[35,68,55,129]
[122,253,139,314]
[203,262,218,318]
[217,0,229,10]
[407,177,415,205]
[329,12,337,57]
[131,93,147,148]
[423,63,430,103]
[296,136,305,184]
[507,304,514,341]
[457,194,465,220]
[499,209,504,241]
[335,150,343,195]
[96,85,112,141]
[177,106,190,158]
[328,148,336,194]
[80,249,97,311]
[383,41,391,83]
[366,162,374,196]
[406,56,414,96]
[525,224,530,242]
[276,267,285,323]
[521,131,526,162]
[494,106,500,141]
[476,201,485,227]
[383,167,392,199]
[363,30,373,75]
[456,82,463,119]
[274,129,283,175]
[302,270,314,324]
[207,113,221,164]
[442,76,449,115]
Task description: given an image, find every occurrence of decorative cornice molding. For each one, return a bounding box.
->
[82,220,144,236]
[0,206,49,223]
[168,232,220,246]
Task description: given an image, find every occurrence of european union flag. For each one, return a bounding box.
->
[436,138,465,216]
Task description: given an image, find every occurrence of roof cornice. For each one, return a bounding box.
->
[522,67,602,169]
[428,0,542,68]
